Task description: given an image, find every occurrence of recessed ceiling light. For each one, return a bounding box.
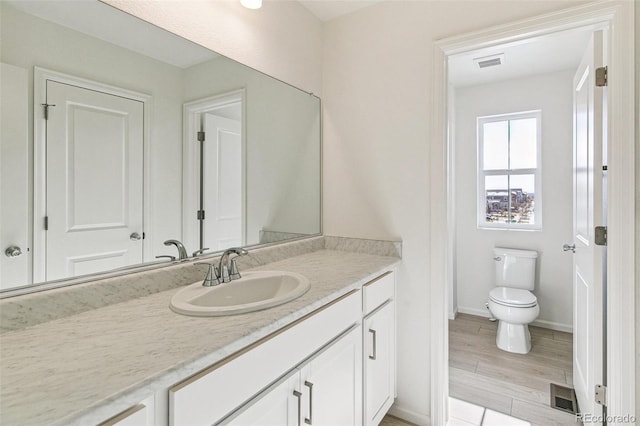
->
[473,53,505,68]
[240,0,262,9]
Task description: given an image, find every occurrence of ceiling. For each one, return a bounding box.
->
[295,0,592,87]
[298,0,384,22]
[448,28,593,87]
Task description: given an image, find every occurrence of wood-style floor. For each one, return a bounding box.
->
[380,414,416,426]
[449,313,580,425]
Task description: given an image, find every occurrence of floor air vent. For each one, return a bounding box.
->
[549,383,578,414]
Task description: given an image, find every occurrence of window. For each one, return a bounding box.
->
[477,111,541,230]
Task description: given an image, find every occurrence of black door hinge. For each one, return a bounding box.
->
[42,103,56,120]
[595,66,608,87]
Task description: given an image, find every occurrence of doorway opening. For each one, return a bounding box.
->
[447,26,597,424]
[430,3,635,425]
[183,90,246,253]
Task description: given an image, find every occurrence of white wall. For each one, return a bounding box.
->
[0,63,30,289]
[454,70,575,332]
[322,1,591,423]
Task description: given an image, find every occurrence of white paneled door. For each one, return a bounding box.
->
[45,80,144,281]
[202,112,242,250]
[572,30,605,418]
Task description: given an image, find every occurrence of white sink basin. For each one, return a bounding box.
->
[170,270,310,317]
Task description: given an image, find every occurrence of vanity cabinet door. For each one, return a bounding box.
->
[220,371,299,426]
[364,300,395,426]
[299,325,362,426]
[222,326,363,426]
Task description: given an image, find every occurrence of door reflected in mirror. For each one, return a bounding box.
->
[0,0,321,292]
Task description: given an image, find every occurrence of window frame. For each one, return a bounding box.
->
[476,110,542,230]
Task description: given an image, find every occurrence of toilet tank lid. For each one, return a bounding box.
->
[493,247,538,258]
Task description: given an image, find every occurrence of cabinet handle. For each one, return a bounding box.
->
[293,390,302,426]
[304,381,314,425]
[369,328,377,360]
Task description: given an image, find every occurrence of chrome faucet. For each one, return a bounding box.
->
[218,247,248,283]
[163,239,188,260]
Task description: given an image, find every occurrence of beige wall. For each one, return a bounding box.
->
[103,0,323,96]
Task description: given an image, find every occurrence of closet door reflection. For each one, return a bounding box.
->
[44,78,144,282]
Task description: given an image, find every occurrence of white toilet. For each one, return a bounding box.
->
[487,247,539,354]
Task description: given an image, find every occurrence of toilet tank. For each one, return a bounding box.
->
[493,247,537,290]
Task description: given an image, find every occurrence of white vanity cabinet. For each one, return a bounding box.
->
[362,272,396,426]
[222,325,362,426]
[169,290,361,426]
[93,270,396,426]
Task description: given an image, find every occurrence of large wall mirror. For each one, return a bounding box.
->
[0,0,321,293]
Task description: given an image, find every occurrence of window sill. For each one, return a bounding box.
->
[477,225,542,232]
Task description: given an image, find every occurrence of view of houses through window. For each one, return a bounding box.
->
[478,111,541,229]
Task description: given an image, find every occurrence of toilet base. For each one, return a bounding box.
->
[496,321,532,354]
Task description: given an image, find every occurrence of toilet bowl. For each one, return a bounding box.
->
[488,286,539,354]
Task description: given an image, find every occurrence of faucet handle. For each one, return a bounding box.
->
[231,247,248,256]
[229,258,242,280]
[219,264,231,283]
[192,248,210,257]
[194,262,221,287]
[155,255,176,261]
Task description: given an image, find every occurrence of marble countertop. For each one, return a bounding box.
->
[0,249,399,425]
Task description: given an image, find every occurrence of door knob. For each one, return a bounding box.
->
[563,243,575,253]
[130,232,142,241]
[5,246,22,257]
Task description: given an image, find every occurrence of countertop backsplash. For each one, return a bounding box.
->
[0,235,400,333]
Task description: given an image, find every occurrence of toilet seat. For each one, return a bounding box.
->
[489,287,537,308]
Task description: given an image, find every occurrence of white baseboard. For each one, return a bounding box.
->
[448,306,458,320]
[387,404,430,425]
[457,306,573,333]
[531,318,573,333]
[457,306,491,318]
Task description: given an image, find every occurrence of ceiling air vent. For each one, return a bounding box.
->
[474,53,505,69]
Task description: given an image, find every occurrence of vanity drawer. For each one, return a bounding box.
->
[169,289,361,426]
[363,271,394,315]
